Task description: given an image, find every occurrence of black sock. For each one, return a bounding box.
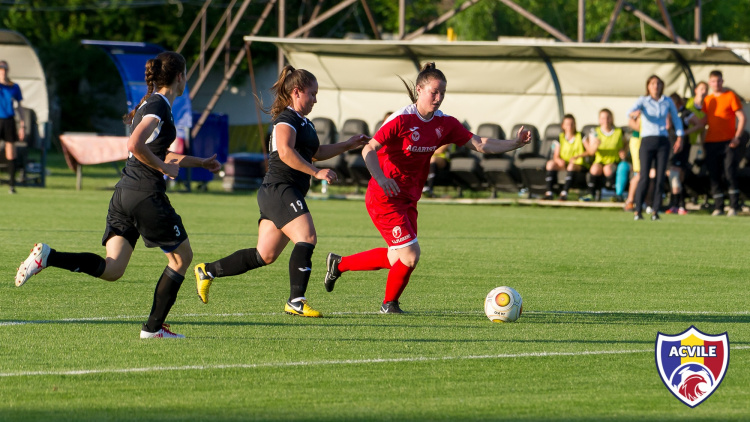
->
[729,192,739,210]
[563,173,574,192]
[144,266,184,333]
[289,242,315,301]
[586,174,596,197]
[8,159,15,188]
[668,192,677,208]
[205,248,266,278]
[47,249,106,278]
[545,170,556,192]
[646,178,656,208]
[678,190,685,209]
[425,162,437,192]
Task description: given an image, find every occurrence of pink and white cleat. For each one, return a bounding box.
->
[15,243,50,287]
[140,324,185,339]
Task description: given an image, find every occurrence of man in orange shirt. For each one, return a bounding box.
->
[704,70,746,216]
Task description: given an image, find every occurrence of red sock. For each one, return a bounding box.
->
[384,260,415,303]
[339,248,391,272]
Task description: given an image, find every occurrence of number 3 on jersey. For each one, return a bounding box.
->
[289,200,304,213]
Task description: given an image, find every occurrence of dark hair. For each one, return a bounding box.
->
[645,75,664,97]
[599,108,613,119]
[123,51,186,124]
[563,114,578,132]
[264,65,316,119]
[709,70,723,79]
[400,62,447,104]
[669,93,684,107]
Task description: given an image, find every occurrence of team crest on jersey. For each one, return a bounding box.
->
[392,226,402,239]
[655,326,729,408]
[435,126,444,139]
[411,130,421,142]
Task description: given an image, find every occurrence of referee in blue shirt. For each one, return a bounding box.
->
[627,75,683,221]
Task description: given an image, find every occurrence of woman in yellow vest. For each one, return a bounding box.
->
[543,114,588,200]
[579,109,625,201]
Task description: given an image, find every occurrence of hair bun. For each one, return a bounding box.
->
[421,62,436,71]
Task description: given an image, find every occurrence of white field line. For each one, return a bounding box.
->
[3,346,749,378]
[2,309,749,327]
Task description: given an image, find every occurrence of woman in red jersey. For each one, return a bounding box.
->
[323,62,531,313]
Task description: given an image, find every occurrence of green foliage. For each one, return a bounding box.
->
[449,0,750,42]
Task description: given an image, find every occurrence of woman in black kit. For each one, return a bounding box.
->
[194,65,369,317]
[15,51,221,339]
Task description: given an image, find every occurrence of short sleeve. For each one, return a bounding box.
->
[446,116,473,147]
[373,116,401,146]
[140,98,169,123]
[730,92,742,113]
[13,84,22,102]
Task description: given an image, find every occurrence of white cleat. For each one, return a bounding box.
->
[140,324,185,339]
[15,243,51,287]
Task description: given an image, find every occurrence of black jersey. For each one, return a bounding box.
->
[116,93,176,192]
[263,107,320,194]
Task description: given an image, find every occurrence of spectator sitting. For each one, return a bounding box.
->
[580,108,625,202]
[543,114,589,200]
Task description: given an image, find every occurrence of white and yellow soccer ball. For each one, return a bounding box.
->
[484,286,523,323]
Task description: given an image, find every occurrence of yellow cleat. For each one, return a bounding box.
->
[194,263,213,304]
[284,299,322,317]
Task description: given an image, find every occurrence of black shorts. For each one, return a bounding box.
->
[670,143,691,168]
[102,188,188,250]
[0,118,18,143]
[257,183,310,229]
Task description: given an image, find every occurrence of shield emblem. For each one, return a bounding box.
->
[655,326,729,408]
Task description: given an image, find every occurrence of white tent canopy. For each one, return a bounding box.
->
[244,36,750,135]
[0,30,49,131]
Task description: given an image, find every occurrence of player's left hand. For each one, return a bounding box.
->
[347,134,371,150]
[729,137,740,148]
[673,137,683,154]
[202,154,222,172]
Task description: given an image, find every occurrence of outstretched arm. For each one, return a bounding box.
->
[313,134,370,161]
[465,126,531,155]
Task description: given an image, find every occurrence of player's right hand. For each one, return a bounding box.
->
[314,168,338,183]
[376,177,400,197]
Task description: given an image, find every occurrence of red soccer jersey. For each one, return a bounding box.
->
[370,104,473,202]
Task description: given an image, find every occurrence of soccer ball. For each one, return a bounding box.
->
[484,286,523,323]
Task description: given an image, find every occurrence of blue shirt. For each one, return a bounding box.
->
[627,95,684,138]
[0,83,22,119]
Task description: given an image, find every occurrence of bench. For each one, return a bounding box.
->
[59,133,128,190]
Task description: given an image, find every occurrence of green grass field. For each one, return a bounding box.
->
[1,155,749,421]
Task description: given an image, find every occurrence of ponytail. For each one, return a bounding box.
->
[263,65,317,120]
[123,52,186,124]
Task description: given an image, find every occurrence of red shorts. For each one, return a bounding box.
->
[366,191,418,249]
